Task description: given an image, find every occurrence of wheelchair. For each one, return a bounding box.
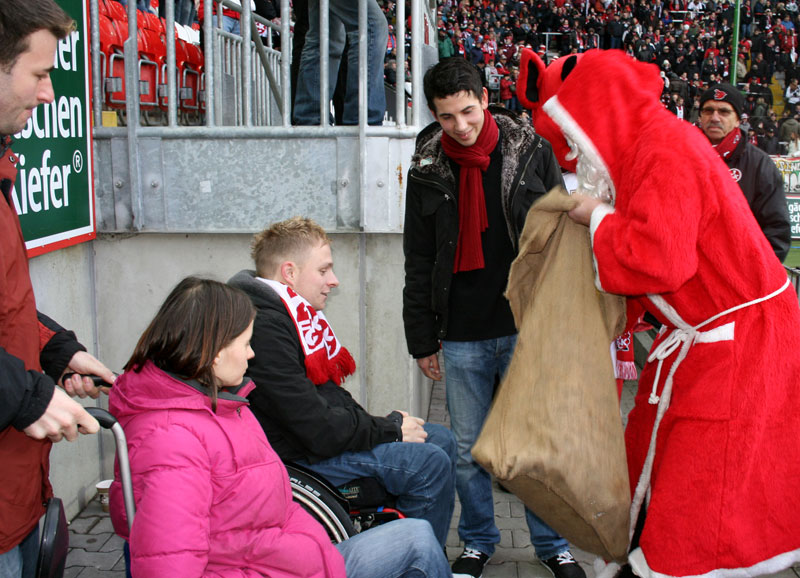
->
[285,462,405,543]
[87,407,404,554]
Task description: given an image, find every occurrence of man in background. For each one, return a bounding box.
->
[698,83,791,262]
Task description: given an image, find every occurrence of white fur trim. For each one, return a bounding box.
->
[590,203,615,292]
[594,558,622,578]
[628,546,800,578]
[542,95,617,202]
[695,321,734,343]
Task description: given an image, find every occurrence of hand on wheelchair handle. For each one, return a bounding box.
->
[62,371,118,399]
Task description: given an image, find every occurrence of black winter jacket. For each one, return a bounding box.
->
[402,107,564,359]
[726,128,791,262]
[228,270,403,463]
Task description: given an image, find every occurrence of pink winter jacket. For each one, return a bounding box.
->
[108,361,346,578]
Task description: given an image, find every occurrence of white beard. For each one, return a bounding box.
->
[565,136,614,204]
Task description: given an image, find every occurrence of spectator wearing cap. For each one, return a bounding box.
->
[740,112,752,133]
[759,124,781,153]
[468,37,485,65]
[698,83,791,261]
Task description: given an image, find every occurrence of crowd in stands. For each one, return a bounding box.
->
[424,0,800,155]
[113,0,800,152]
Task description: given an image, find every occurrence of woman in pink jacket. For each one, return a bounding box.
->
[109,277,449,578]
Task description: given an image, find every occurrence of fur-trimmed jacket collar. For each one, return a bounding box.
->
[411,105,539,198]
[409,106,546,248]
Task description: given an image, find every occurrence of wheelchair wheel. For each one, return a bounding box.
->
[286,464,357,543]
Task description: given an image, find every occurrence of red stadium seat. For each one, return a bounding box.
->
[98,14,127,109]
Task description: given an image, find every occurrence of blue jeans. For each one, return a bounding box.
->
[442,336,569,560]
[118,0,152,12]
[337,518,450,578]
[293,0,388,125]
[299,423,456,547]
[123,519,449,577]
[0,525,39,578]
[212,14,241,34]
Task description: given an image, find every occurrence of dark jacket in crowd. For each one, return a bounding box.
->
[726,128,792,262]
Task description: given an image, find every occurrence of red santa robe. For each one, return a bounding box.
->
[543,50,800,578]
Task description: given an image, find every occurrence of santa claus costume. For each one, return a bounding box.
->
[542,49,800,578]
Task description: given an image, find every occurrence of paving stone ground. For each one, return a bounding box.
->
[63,378,800,578]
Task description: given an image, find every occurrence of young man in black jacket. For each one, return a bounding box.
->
[402,57,585,578]
[228,217,456,548]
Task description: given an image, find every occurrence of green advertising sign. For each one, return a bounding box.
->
[788,196,800,240]
[771,156,800,239]
[11,0,94,257]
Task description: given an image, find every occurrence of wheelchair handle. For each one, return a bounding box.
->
[85,406,137,530]
[86,407,118,429]
[62,373,116,388]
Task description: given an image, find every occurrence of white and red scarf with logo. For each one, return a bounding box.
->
[259,278,356,386]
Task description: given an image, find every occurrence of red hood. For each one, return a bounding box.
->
[542,50,666,198]
[517,49,584,172]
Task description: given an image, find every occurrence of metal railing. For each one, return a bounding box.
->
[91,0,436,134]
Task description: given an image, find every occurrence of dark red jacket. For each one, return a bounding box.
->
[0,137,84,553]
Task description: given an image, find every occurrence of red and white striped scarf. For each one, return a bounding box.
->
[259,278,355,386]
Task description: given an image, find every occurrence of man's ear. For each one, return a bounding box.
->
[279,261,296,286]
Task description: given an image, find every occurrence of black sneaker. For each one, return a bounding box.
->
[541,551,586,578]
[451,547,490,578]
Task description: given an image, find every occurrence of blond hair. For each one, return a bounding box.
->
[251,217,331,278]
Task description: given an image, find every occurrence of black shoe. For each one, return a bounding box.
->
[451,547,490,578]
[614,564,636,578]
[541,551,586,578]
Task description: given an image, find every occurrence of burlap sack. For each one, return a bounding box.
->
[472,188,630,562]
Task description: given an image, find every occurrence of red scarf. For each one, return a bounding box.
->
[259,278,355,386]
[441,108,499,273]
[712,126,741,160]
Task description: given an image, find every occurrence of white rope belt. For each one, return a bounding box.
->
[628,277,791,542]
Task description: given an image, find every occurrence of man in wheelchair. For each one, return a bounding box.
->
[228,217,457,548]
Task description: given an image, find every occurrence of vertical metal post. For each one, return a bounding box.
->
[731,0,742,86]
[281,0,292,126]
[204,0,216,126]
[165,0,178,126]
[358,0,368,125]
[320,0,330,126]
[241,0,253,126]
[396,0,406,127]
[90,0,102,128]
[358,0,368,232]
[411,0,422,127]
[124,0,142,229]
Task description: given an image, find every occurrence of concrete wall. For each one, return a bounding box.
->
[29,232,428,519]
